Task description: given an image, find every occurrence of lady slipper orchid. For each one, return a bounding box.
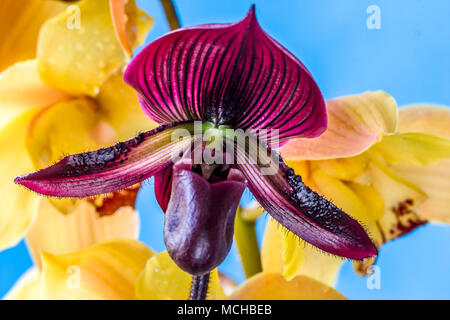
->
[15,7,377,279]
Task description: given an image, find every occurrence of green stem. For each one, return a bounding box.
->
[160,0,181,30]
[234,206,262,278]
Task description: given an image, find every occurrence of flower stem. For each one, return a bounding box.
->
[234,206,262,278]
[160,0,181,30]
[189,273,210,300]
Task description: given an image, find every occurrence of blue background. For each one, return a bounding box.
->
[1,0,449,299]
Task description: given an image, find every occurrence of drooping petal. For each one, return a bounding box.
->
[125,6,326,144]
[281,91,397,160]
[0,59,69,129]
[37,0,152,96]
[232,133,377,260]
[4,267,41,300]
[41,239,153,300]
[0,110,41,250]
[26,199,138,269]
[135,251,226,300]
[164,160,246,275]
[229,272,346,300]
[96,70,159,141]
[0,0,67,71]
[15,123,196,197]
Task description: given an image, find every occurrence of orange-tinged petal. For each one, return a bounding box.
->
[0,110,41,250]
[96,70,158,141]
[282,91,397,160]
[109,0,153,57]
[26,199,139,269]
[0,60,69,129]
[135,251,226,300]
[229,272,346,300]
[37,0,152,96]
[110,0,132,58]
[0,0,67,71]
[41,239,153,300]
[4,267,41,300]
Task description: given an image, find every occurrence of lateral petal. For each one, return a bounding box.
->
[16,123,196,197]
[233,133,377,260]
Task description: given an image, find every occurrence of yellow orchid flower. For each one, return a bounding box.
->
[261,91,450,284]
[0,0,157,254]
[6,239,345,300]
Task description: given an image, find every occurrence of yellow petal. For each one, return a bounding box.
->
[347,182,385,247]
[96,70,158,141]
[26,97,116,169]
[0,60,69,129]
[229,273,346,300]
[41,239,153,300]
[26,199,139,269]
[369,159,427,242]
[393,105,450,223]
[372,133,450,166]
[282,91,397,160]
[25,97,117,213]
[135,251,226,300]
[0,110,41,250]
[261,218,284,273]
[392,160,450,223]
[4,267,41,300]
[0,0,67,71]
[310,153,369,182]
[312,170,371,227]
[37,0,151,96]
[398,104,450,139]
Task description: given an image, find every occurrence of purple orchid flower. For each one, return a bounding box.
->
[15,7,377,276]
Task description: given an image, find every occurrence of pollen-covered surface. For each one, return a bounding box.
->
[15,123,195,197]
[233,135,378,260]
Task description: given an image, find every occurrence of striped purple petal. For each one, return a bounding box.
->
[124,6,327,145]
[15,124,196,197]
[232,132,377,260]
